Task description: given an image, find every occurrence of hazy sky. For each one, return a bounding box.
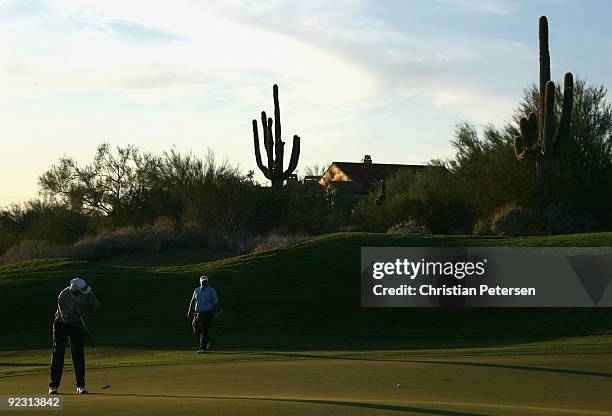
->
[0,0,610,206]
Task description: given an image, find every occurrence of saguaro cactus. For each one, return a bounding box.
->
[252,84,301,191]
[513,16,574,192]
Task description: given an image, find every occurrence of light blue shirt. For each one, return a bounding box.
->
[192,286,219,312]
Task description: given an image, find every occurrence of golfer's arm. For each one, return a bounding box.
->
[213,303,220,314]
[187,296,195,317]
[85,290,101,309]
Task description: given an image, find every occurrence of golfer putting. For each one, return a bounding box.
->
[48,278,100,395]
[187,275,220,354]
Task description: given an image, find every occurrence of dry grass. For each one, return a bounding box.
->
[0,223,312,264]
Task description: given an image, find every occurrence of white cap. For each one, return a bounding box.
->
[70,278,88,292]
[200,275,209,283]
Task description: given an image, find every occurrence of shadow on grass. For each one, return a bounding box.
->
[3,348,612,382]
[259,352,612,378]
[0,327,573,352]
[89,392,494,416]
[409,359,612,378]
[0,362,46,367]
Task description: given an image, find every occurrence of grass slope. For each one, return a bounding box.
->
[1,232,611,351]
[99,246,233,267]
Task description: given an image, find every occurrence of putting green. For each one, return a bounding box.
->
[1,348,610,415]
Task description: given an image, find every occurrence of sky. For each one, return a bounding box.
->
[0,0,611,206]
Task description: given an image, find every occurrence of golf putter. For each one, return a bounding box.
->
[215,308,224,319]
[80,317,111,390]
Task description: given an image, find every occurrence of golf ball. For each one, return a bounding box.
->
[396,383,401,388]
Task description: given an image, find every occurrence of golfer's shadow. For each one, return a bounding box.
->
[90,392,494,416]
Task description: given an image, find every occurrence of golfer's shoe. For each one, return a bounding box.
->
[48,386,58,395]
[206,339,213,351]
[76,387,88,395]
[196,349,206,354]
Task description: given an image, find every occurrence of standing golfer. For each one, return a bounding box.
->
[187,275,219,354]
[49,278,100,395]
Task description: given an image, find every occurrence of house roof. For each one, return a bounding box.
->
[330,162,425,185]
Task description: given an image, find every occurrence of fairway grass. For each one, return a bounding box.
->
[1,341,611,416]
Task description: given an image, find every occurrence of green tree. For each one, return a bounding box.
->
[38,143,146,216]
[448,122,534,217]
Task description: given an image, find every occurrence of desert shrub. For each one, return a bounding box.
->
[174,227,236,252]
[65,224,177,260]
[541,205,597,234]
[0,225,315,264]
[64,222,254,261]
[448,122,535,218]
[1,240,64,264]
[486,204,597,236]
[0,224,238,264]
[39,145,258,230]
[22,205,90,245]
[280,186,338,233]
[352,166,473,234]
[4,146,340,261]
[489,204,542,236]
[387,220,431,235]
[452,78,612,228]
[403,78,612,234]
[404,165,474,234]
[0,214,22,254]
[351,169,420,232]
[350,199,385,232]
[176,155,263,232]
[0,201,90,255]
[251,231,310,253]
[472,217,493,236]
[182,181,335,236]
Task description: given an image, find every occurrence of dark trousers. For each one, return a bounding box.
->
[193,311,214,350]
[49,319,86,388]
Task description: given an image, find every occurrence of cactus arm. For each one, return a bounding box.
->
[253,120,270,179]
[514,136,527,161]
[516,113,538,160]
[541,80,556,154]
[556,72,574,151]
[261,111,275,176]
[514,135,526,160]
[282,135,300,180]
[527,112,538,145]
[266,117,275,174]
[518,116,532,149]
[539,16,551,137]
[273,84,285,177]
[261,111,270,154]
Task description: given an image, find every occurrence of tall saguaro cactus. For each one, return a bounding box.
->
[513,16,574,193]
[252,84,301,191]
